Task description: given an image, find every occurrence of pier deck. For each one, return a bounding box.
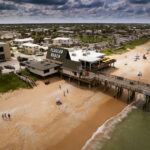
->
[92,72,150,96]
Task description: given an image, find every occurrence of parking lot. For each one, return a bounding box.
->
[0,51,46,74]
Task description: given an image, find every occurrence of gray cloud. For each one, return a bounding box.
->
[0,0,150,23]
[0,3,17,10]
[129,0,150,4]
[6,0,68,5]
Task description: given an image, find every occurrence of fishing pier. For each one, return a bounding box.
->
[24,47,150,110]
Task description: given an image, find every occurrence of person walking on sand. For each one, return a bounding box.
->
[67,89,69,94]
[59,85,61,90]
[4,113,7,119]
[8,114,11,120]
[2,113,4,120]
[64,91,66,97]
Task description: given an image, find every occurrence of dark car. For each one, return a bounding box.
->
[11,53,15,57]
[20,61,27,66]
[0,66,3,70]
[18,57,28,62]
[4,65,15,70]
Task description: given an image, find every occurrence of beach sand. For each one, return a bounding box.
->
[0,41,150,150]
[0,77,126,150]
[109,41,150,83]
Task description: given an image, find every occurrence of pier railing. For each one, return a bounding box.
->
[91,72,150,96]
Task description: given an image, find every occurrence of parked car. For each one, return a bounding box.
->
[4,65,15,70]
[36,52,44,56]
[11,53,15,57]
[20,61,27,66]
[0,66,4,70]
[18,57,28,62]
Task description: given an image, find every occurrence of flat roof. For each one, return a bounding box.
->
[69,49,106,63]
[14,38,33,42]
[0,42,6,45]
[53,37,71,41]
[25,61,59,71]
[22,43,39,47]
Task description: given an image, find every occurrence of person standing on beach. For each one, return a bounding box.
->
[8,114,11,120]
[59,85,61,90]
[67,89,69,94]
[2,113,4,120]
[4,113,7,119]
[64,91,66,96]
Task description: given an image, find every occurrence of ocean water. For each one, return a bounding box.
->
[100,109,150,150]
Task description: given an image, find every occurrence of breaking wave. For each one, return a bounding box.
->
[81,103,137,150]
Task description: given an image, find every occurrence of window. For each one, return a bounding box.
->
[73,72,77,76]
[0,47,4,52]
[0,54,5,60]
[44,69,49,74]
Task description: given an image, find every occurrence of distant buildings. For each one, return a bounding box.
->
[43,37,52,46]
[0,42,11,62]
[0,32,21,40]
[53,37,74,46]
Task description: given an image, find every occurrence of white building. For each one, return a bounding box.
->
[14,38,34,45]
[22,43,40,54]
[25,61,59,77]
[53,37,74,46]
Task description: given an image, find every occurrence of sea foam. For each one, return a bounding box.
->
[81,103,136,150]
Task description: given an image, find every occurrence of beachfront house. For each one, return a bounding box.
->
[46,47,116,78]
[53,37,74,47]
[25,61,59,77]
[0,42,11,62]
[22,43,40,54]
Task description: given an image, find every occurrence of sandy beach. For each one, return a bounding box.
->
[0,76,126,150]
[109,41,150,83]
[0,41,150,150]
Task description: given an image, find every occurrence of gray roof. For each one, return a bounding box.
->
[25,61,59,71]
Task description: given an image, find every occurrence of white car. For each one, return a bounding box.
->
[36,52,44,56]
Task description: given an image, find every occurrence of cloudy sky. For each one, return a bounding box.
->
[0,0,150,23]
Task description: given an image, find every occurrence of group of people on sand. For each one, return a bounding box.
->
[59,85,69,97]
[1,113,11,121]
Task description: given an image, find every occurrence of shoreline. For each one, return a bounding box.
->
[48,97,126,150]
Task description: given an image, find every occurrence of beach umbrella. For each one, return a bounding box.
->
[135,55,140,58]
[56,98,61,101]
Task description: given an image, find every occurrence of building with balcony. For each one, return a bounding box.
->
[22,43,40,54]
